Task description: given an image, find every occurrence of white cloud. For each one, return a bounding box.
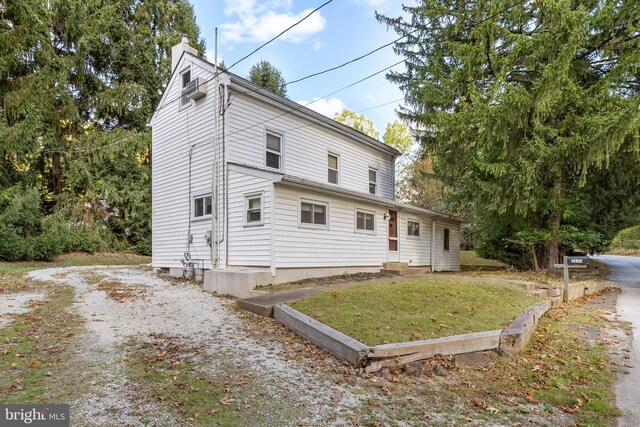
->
[297,97,346,119]
[312,38,325,51]
[219,0,326,44]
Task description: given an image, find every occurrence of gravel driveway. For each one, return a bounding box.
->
[26,266,371,426]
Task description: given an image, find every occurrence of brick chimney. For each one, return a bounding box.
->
[171,34,198,72]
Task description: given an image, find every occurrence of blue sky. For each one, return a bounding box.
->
[189,0,409,136]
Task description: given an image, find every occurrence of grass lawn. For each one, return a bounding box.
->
[291,278,539,346]
[0,252,150,275]
[460,250,509,267]
[0,252,150,294]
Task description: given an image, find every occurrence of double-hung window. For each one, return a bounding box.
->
[300,200,328,228]
[180,68,192,108]
[356,209,375,233]
[328,153,339,184]
[193,194,212,219]
[244,193,263,226]
[368,168,377,194]
[407,219,420,237]
[266,132,282,170]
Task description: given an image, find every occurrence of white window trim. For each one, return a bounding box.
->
[368,167,378,195]
[298,197,329,230]
[192,193,212,221]
[264,129,284,172]
[327,151,340,186]
[407,218,421,239]
[354,207,376,235]
[243,191,264,227]
[179,66,193,110]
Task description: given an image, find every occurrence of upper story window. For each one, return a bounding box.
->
[266,132,282,170]
[245,193,263,226]
[368,168,377,195]
[180,68,192,108]
[444,228,450,251]
[356,209,375,233]
[193,194,212,219]
[300,200,328,228]
[407,219,420,237]
[328,153,339,185]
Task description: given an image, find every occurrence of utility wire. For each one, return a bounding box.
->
[225,58,407,139]
[285,30,417,86]
[227,0,334,71]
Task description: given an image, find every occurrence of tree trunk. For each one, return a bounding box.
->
[538,180,562,269]
[52,152,63,195]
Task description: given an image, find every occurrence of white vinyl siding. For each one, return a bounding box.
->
[226,95,395,199]
[274,186,387,268]
[399,214,431,267]
[152,58,220,269]
[227,170,272,266]
[433,220,460,271]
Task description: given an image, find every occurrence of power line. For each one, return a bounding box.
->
[227,0,334,71]
[153,0,333,116]
[286,30,417,86]
[225,58,407,139]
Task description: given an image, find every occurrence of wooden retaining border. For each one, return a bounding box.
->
[273,304,370,365]
[366,330,501,373]
[272,293,578,372]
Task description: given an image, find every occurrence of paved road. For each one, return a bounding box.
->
[595,255,640,427]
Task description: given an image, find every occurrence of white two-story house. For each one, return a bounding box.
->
[150,38,464,297]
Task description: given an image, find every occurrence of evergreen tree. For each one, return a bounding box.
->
[247,60,288,98]
[0,0,205,259]
[379,0,640,268]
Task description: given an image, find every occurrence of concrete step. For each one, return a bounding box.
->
[514,282,536,291]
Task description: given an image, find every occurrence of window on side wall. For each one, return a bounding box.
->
[265,132,282,170]
[408,219,420,237]
[328,153,339,185]
[300,200,328,228]
[368,168,377,194]
[193,194,212,219]
[244,193,263,226]
[444,228,450,251]
[356,209,375,232]
[180,68,192,108]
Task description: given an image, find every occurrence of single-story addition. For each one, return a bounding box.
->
[149,37,466,297]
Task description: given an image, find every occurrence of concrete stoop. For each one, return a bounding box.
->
[204,268,274,298]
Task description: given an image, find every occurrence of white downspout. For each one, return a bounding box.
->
[431,220,436,272]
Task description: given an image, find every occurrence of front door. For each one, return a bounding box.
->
[387,210,399,262]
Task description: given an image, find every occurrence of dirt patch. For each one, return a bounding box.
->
[97,280,148,303]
